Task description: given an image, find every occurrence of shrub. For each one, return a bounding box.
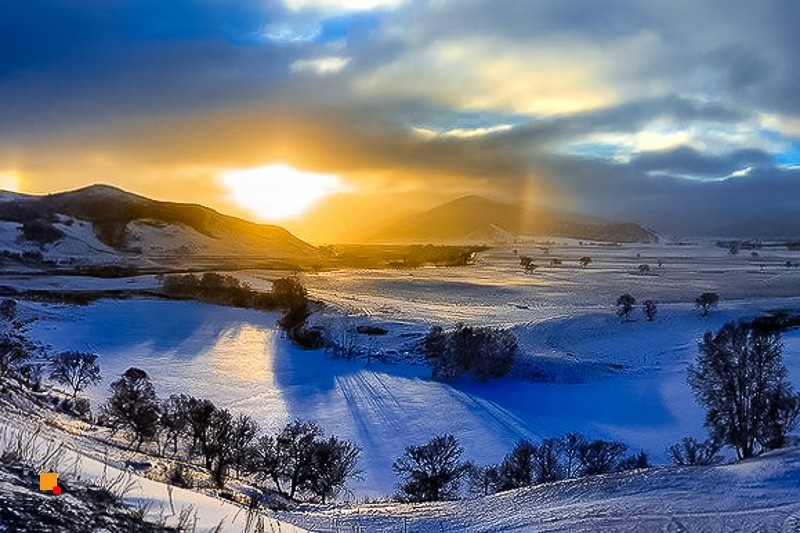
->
[617,451,651,472]
[668,437,723,466]
[616,294,636,321]
[422,324,518,381]
[643,299,657,321]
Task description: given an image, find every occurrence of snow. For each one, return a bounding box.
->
[26,295,800,498]
[0,410,304,532]
[284,447,800,531]
[10,241,800,528]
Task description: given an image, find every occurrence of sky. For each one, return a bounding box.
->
[1,0,799,242]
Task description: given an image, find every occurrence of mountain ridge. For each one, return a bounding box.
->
[370,195,658,244]
[0,184,317,269]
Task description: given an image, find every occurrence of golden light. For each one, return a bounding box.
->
[219,163,345,220]
[0,170,21,192]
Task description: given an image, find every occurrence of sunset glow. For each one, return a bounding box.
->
[220,164,345,220]
[1,1,799,241]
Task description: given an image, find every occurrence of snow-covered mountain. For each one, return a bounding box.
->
[0,184,317,270]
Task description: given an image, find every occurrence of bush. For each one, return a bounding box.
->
[422,324,518,381]
[668,437,723,466]
[642,299,657,321]
[617,451,651,472]
[393,434,468,502]
[289,326,327,350]
[0,299,17,320]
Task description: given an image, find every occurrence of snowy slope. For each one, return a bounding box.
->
[0,184,317,270]
[287,447,800,532]
[0,396,304,532]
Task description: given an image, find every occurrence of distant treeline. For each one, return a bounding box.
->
[160,273,304,311]
[316,244,488,270]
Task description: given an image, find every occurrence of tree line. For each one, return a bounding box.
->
[393,432,650,502]
[99,367,361,503]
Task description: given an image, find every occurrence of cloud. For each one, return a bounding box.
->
[412,124,514,140]
[2,0,800,239]
[356,36,642,115]
[291,56,351,75]
[261,22,322,43]
[281,0,408,13]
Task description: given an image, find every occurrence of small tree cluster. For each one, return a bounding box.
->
[667,437,723,466]
[251,419,360,503]
[99,370,360,499]
[422,324,518,381]
[162,273,276,309]
[467,433,648,496]
[615,294,659,322]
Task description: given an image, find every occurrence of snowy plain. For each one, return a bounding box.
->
[20,241,800,501]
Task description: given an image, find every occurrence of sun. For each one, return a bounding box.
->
[0,170,22,192]
[219,163,345,220]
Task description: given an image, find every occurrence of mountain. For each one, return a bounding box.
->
[0,184,317,270]
[370,196,658,244]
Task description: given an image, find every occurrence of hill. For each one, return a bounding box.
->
[296,446,800,531]
[370,195,658,244]
[0,184,317,271]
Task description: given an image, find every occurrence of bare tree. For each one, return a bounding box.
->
[102,368,161,451]
[393,434,468,502]
[616,294,636,321]
[560,432,586,478]
[695,292,720,317]
[578,440,627,476]
[48,351,101,399]
[689,322,800,459]
[579,256,592,268]
[498,440,537,490]
[668,437,723,466]
[642,300,658,322]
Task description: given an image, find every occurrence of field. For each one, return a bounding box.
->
[19,240,800,501]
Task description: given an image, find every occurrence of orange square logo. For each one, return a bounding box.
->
[39,472,58,492]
